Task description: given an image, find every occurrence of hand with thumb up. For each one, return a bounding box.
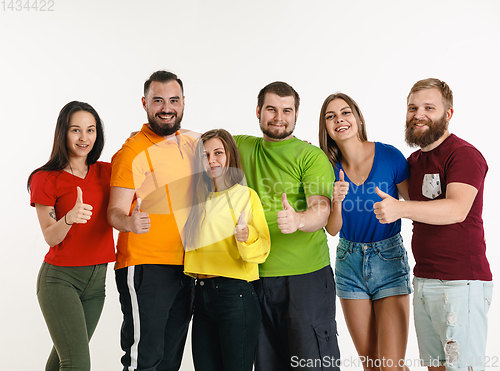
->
[234,210,249,242]
[129,198,150,234]
[373,187,401,224]
[277,193,298,234]
[333,169,349,203]
[65,186,93,225]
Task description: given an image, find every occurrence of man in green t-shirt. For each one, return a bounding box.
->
[234,82,340,370]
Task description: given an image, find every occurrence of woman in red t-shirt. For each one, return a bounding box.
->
[28,101,115,371]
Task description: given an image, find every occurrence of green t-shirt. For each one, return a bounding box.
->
[234,135,334,277]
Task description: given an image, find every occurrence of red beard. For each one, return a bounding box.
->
[405,114,448,148]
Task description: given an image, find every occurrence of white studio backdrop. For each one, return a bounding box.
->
[1,0,499,369]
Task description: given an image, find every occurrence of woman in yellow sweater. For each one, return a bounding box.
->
[184,129,270,371]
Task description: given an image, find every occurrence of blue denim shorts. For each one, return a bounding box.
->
[335,233,412,300]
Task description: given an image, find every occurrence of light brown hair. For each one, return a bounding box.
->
[184,129,245,249]
[407,78,453,110]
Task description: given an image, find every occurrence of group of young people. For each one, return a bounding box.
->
[28,71,492,371]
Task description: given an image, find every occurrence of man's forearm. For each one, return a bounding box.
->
[296,201,330,232]
[375,182,477,225]
[399,199,470,225]
[108,207,132,233]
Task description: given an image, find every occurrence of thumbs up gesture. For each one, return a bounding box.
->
[129,198,150,234]
[373,187,400,224]
[333,169,349,202]
[66,186,93,225]
[277,193,298,234]
[234,211,249,242]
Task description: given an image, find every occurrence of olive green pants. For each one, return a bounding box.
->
[37,262,107,371]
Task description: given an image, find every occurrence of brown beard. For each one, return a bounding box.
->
[148,111,183,137]
[405,113,448,148]
[260,120,295,140]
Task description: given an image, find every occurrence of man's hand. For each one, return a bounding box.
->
[373,187,402,224]
[333,170,349,202]
[66,186,93,224]
[234,211,249,242]
[129,198,150,234]
[277,193,299,234]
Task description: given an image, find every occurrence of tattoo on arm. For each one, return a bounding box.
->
[49,208,56,221]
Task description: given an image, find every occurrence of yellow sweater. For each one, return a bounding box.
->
[184,184,270,282]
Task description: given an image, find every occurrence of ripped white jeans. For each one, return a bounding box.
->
[413,277,493,371]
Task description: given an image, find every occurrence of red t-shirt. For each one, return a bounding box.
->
[408,134,491,281]
[30,161,115,266]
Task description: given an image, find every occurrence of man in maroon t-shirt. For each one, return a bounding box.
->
[373,78,492,371]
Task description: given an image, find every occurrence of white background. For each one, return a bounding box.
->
[1,0,499,370]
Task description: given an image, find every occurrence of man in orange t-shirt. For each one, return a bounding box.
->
[108,70,198,371]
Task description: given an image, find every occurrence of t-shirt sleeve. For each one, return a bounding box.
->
[233,135,251,151]
[30,171,56,207]
[389,145,410,184]
[302,148,334,200]
[233,135,243,146]
[446,146,488,190]
[110,146,139,189]
[101,161,112,178]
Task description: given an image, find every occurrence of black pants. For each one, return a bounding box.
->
[192,277,262,371]
[115,264,194,371]
[254,265,341,371]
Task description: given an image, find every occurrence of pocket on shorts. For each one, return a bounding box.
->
[336,245,350,261]
[483,282,493,313]
[312,318,339,368]
[377,244,404,262]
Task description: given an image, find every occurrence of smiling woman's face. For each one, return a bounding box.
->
[66,110,97,160]
[203,137,228,180]
[324,98,359,142]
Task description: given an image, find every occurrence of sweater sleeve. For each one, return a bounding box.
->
[236,189,271,264]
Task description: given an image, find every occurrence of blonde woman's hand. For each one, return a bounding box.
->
[234,211,249,242]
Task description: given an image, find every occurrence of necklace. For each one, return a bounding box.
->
[67,163,88,179]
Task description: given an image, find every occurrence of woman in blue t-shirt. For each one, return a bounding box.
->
[319,93,411,371]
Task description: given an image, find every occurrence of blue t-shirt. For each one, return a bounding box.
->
[336,142,409,243]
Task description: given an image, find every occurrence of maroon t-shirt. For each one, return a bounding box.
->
[408,134,491,281]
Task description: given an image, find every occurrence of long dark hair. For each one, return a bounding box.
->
[27,101,105,191]
[318,93,367,168]
[184,129,245,250]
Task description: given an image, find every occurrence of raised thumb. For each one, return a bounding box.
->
[134,198,142,212]
[76,186,83,204]
[375,187,389,200]
[339,169,345,182]
[282,193,291,210]
[237,210,246,226]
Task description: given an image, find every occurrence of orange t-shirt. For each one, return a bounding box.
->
[111,124,198,269]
